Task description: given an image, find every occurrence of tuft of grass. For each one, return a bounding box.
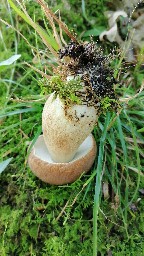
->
[93,112,111,255]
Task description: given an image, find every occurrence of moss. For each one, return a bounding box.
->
[38,75,82,105]
[100,96,118,113]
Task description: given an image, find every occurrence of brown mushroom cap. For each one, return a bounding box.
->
[28,134,96,185]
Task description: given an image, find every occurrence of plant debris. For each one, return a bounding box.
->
[55,40,118,110]
[100,1,144,62]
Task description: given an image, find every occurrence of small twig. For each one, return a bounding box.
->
[57,9,67,46]
[119,82,144,103]
[70,183,87,207]
[36,0,77,42]
[43,8,62,49]
[99,208,124,228]
[0,18,37,52]
[24,62,51,79]
[125,136,144,144]
[19,128,29,139]
[16,0,58,57]
[56,200,70,221]
[10,96,47,103]
[128,166,144,177]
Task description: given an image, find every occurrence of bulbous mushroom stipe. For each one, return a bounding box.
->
[42,93,98,163]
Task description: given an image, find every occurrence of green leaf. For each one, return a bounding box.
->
[0,55,21,67]
[83,27,106,37]
[137,127,144,133]
[0,158,13,174]
[0,54,21,71]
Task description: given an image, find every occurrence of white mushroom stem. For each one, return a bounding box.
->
[42,93,98,163]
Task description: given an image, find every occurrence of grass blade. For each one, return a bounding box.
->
[123,111,141,207]
[27,125,42,156]
[8,0,59,53]
[8,0,32,25]
[93,112,111,256]
[0,107,38,119]
[0,158,13,174]
[116,115,129,224]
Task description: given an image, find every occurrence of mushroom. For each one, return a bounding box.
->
[28,41,117,184]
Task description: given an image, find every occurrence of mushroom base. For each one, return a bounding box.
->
[28,134,96,185]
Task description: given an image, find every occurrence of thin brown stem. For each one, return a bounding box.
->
[36,0,77,42]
